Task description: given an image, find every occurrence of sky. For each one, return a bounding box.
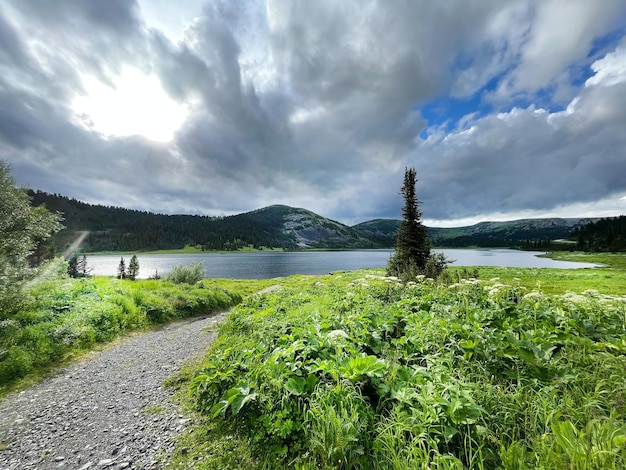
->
[1,1,626,227]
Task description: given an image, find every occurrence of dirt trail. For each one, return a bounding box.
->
[0,310,230,470]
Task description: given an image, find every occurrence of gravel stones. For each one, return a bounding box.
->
[0,311,229,469]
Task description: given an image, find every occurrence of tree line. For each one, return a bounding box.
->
[28,191,300,252]
[570,216,626,252]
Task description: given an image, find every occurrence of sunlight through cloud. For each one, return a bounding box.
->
[72,67,188,142]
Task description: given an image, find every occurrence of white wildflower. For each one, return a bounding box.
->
[327,330,349,345]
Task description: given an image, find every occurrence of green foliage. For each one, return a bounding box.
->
[0,263,242,390]
[165,263,205,284]
[117,257,126,279]
[128,254,139,280]
[388,167,435,280]
[189,270,626,468]
[571,216,626,252]
[0,161,62,317]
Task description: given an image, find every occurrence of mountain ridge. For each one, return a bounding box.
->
[29,191,608,253]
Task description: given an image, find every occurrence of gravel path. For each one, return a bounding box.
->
[0,310,231,470]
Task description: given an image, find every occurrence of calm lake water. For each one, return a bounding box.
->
[87,249,598,280]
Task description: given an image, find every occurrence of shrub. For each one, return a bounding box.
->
[0,273,241,388]
[190,271,626,468]
[0,346,33,383]
[165,263,205,284]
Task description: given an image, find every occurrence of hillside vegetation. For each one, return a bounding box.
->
[175,269,626,469]
[31,191,622,254]
[571,216,626,252]
[29,192,383,252]
[0,259,243,393]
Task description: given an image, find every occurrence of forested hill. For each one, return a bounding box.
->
[570,216,626,252]
[28,192,384,253]
[356,217,605,249]
[29,191,620,253]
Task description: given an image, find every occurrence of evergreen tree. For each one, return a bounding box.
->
[127,254,139,280]
[78,253,90,277]
[117,257,126,279]
[387,167,432,278]
[67,254,79,278]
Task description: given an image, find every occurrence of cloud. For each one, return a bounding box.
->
[0,0,625,226]
[487,0,626,104]
[413,43,626,220]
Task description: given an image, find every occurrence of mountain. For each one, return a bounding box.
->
[29,190,608,253]
[353,217,603,249]
[427,218,599,248]
[28,192,385,253]
[352,219,400,246]
[245,205,375,249]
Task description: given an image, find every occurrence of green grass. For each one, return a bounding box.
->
[444,252,626,295]
[541,251,626,270]
[88,245,287,255]
[171,264,626,469]
[0,259,245,397]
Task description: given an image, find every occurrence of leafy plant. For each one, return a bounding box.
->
[165,263,205,284]
[189,269,626,468]
[0,268,242,390]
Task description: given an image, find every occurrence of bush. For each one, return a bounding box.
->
[165,263,205,284]
[0,346,33,383]
[0,272,242,388]
[0,161,62,318]
[388,252,451,283]
[190,271,626,468]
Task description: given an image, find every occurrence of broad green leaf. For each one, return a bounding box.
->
[285,376,307,395]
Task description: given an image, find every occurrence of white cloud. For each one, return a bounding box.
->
[586,44,626,87]
[411,41,626,220]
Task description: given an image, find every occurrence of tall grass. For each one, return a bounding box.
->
[0,259,242,391]
[188,270,626,469]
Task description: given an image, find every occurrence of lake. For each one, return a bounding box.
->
[86,249,598,280]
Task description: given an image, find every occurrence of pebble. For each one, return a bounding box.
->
[0,311,229,469]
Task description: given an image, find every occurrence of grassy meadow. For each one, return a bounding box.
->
[168,254,626,469]
[2,252,625,468]
[468,252,626,295]
[0,259,244,396]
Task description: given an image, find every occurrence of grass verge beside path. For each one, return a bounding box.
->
[0,260,247,397]
[169,259,626,469]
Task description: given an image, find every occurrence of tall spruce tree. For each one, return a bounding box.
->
[127,254,139,280]
[67,254,79,278]
[387,167,431,277]
[117,257,126,279]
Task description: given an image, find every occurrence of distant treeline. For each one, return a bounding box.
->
[427,235,576,252]
[29,191,624,254]
[571,216,626,252]
[29,191,300,253]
